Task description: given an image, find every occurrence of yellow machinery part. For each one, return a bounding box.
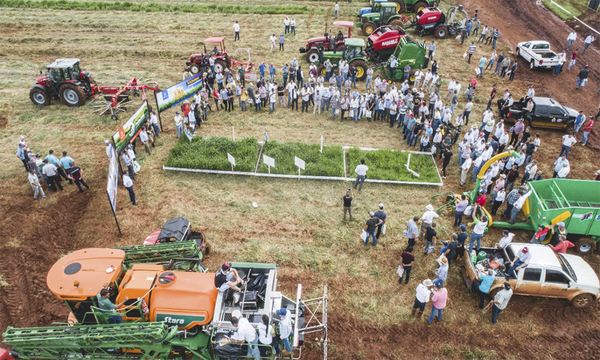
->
[551,211,572,225]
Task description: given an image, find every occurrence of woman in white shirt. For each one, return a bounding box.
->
[258,314,275,356]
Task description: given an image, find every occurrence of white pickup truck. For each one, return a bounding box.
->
[516,41,561,69]
[462,243,600,308]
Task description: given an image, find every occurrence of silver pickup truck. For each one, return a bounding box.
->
[516,41,561,70]
[462,243,600,308]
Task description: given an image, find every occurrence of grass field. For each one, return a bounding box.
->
[543,0,593,19]
[1,0,599,358]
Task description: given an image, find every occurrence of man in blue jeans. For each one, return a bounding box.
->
[97,289,128,324]
[364,211,383,246]
[490,282,513,324]
[468,205,488,254]
[510,189,532,224]
[506,246,531,278]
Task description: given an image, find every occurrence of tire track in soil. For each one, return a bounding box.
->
[0,190,93,343]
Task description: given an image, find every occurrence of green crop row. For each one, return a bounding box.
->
[347,147,441,183]
[165,136,259,172]
[0,0,317,14]
[257,141,345,177]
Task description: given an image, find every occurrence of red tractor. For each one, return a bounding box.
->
[365,25,406,62]
[187,37,255,75]
[30,58,99,107]
[299,21,354,63]
[405,6,468,38]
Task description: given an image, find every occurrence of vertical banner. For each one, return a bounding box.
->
[156,73,203,113]
[112,101,150,154]
[106,147,121,234]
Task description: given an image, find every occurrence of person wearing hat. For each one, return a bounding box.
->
[427,280,449,324]
[490,282,512,324]
[506,246,531,278]
[374,203,387,239]
[364,211,383,246]
[229,309,260,359]
[275,308,293,356]
[412,278,433,317]
[549,221,567,246]
[434,255,448,285]
[472,268,495,309]
[214,263,243,292]
[420,205,439,243]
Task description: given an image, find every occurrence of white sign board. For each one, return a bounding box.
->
[227,153,236,167]
[263,155,275,168]
[294,156,305,170]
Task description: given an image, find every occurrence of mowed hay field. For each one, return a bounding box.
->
[1,1,600,359]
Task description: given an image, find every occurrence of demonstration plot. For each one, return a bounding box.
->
[257,141,345,177]
[165,137,259,172]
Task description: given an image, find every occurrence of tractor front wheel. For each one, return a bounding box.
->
[214,59,228,74]
[394,0,406,13]
[306,49,320,64]
[59,83,86,107]
[317,65,327,78]
[350,60,368,80]
[413,1,428,13]
[30,87,50,106]
[575,237,596,254]
[435,26,448,39]
[362,22,376,36]
[189,64,201,75]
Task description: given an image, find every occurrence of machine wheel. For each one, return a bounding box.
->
[336,44,345,52]
[575,237,596,254]
[434,26,448,39]
[306,49,320,64]
[317,65,327,78]
[571,293,594,308]
[214,59,228,74]
[413,1,428,13]
[530,60,535,70]
[362,22,376,36]
[388,19,404,28]
[29,87,50,106]
[189,64,201,75]
[393,0,406,13]
[350,60,368,80]
[59,83,86,107]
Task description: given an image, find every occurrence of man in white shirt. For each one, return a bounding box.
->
[123,171,137,205]
[420,204,439,242]
[174,111,183,138]
[495,230,514,249]
[230,310,259,359]
[105,140,114,158]
[526,85,535,99]
[460,156,472,186]
[28,169,46,199]
[557,162,570,179]
[469,205,488,253]
[413,70,424,90]
[559,134,577,158]
[233,21,240,41]
[445,78,457,101]
[510,189,532,224]
[422,70,433,90]
[567,31,577,50]
[149,110,160,137]
[584,34,595,53]
[42,159,62,191]
[412,279,433,317]
[506,246,532,278]
[354,159,368,191]
[472,154,484,182]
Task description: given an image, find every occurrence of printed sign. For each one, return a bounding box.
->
[156,74,203,113]
[112,101,150,154]
[106,147,118,213]
[580,212,593,222]
[263,155,275,168]
[184,126,193,142]
[227,153,236,167]
[295,156,305,170]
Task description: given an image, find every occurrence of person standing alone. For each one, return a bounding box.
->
[354,159,368,191]
[334,2,339,19]
[343,188,353,221]
[123,170,137,206]
[233,21,240,41]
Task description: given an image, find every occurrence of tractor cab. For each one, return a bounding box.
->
[205,36,227,55]
[188,37,231,74]
[43,58,83,86]
[30,58,96,107]
[380,3,399,23]
[342,38,367,62]
[357,0,387,17]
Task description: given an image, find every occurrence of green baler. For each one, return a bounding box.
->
[493,179,600,254]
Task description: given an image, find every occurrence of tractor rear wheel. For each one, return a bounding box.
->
[317,65,327,78]
[575,237,596,254]
[214,59,228,74]
[306,49,320,64]
[350,60,368,80]
[30,87,50,106]
[388,19,404,28]
[59,83,86,107]
[362,22,376,36]
[413,1,428,13]
[189,64,201,75]
[393,0,406,13]
[435,26,448,39]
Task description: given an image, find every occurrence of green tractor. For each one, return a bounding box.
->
[314,38,369,81]
[357,2,407,36]
[378,36,429,83]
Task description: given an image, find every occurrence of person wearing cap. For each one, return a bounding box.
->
[420,205,439,243]
[229,310,259,359]
[490,282,512,324]
[549,222,567,246]
[412,279,433,317]
[276,308,293,356]
[427,280,449,324]
[28,169,46,200]
[364,211,383,246]
[16,143,31,172]
[174,111,183,138]
[374,203,387,239]
[506,246,532,278]
[214,263,243,292]
[472,268,495,309]
[456,225,468,259]
[122,170,137,205]
[530,224,551,244]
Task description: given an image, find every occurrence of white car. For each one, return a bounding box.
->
[516,41,561,69]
